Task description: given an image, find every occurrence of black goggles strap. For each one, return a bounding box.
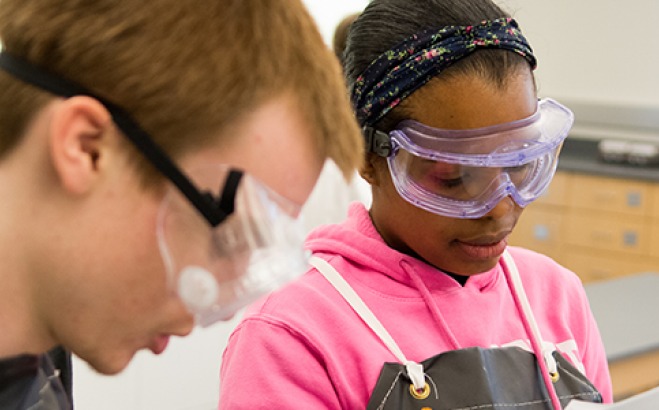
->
[0,51,236,227]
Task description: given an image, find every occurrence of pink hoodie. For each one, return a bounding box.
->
[219,203,613,409]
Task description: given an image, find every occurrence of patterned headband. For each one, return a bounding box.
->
[351,18,537,128]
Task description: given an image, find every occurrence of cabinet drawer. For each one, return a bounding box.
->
[562,249,659,283]
[509,207,564,261]
[565,212,649,255]
[568,174,651,216]
[535,171,570,206]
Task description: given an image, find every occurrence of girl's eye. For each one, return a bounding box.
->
[505,164,530,174]
[504,164,532,184]
[429,174,464,188]
[414,160,466,189]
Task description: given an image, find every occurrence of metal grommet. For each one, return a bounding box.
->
[409,383,431,400]
[550,371,560,383]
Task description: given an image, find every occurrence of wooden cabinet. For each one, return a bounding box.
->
[509,171,659,283]
[561,250,657,283]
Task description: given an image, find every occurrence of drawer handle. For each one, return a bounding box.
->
[533,225,550,241]
[626,192,643,207]
[623,231,638,246]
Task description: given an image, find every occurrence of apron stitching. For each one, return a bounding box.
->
[376,371,404,410]
[427,374,439,399]
[453,397,551,409]
[449,391,601,410]
[557,362,601,398]
[559,392,601,400]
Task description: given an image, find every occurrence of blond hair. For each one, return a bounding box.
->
[0,0,363,182]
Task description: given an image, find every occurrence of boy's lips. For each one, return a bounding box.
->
[149,335,170,355]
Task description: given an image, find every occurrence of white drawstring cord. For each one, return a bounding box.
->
[403,260,463,351]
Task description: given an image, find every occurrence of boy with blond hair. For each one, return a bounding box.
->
[0,0,362,408]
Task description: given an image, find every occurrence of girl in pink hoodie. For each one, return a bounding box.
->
[219,0,613,408]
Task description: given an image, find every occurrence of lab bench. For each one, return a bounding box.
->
[584,273,659,401]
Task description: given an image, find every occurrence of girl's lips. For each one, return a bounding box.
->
[455,237,508,260]
[149,335,170,355]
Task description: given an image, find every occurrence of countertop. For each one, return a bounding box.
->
[559,138,659,182]
[584,272,659,362]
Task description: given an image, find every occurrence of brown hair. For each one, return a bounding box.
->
[0,0,363,182]
[333,13,360,63]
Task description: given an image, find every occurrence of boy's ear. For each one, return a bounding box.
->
[48,96,113,195]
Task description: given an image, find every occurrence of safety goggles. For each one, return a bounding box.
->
[157,165,308,326]
[370,98,573,218]
[0,52,309,326]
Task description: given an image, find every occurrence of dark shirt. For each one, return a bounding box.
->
[0,352,71,410]
[46,347,72,401]
[446,271,469,286]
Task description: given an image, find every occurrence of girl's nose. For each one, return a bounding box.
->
[483,195,516,219]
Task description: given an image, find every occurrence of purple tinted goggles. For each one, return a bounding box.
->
[386,98,573,218]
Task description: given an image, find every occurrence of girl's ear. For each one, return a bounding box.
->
[48,96,113,195]
[359,153,381,186]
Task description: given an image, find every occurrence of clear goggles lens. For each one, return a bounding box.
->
[387,99,573,218]
[157,165,308,326]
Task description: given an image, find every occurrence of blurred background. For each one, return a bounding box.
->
[72,0,659,408]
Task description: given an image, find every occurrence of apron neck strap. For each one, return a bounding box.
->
[309,256,426,391]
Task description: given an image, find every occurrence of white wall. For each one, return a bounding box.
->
[502,0,659,108]
[304,0,369,45]
[72,1,658,409]
[307,0,659,109]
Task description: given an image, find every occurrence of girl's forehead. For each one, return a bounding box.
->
[406,72,537,130]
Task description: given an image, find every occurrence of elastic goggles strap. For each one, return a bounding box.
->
[0,51,230,227]
[216,170,243,218]
[363,126,392,157]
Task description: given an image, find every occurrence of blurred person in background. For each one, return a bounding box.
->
[301,10,371,233]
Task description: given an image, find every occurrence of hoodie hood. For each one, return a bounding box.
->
[305,202,501,294]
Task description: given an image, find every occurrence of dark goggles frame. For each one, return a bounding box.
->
[0,51,239,227]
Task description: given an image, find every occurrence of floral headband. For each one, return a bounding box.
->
[351,17,537,128]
